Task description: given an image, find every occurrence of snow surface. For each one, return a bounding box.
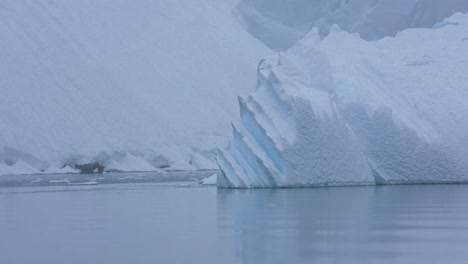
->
[0,0,270,174]
[217,12,468,188]
[237,0,468,50]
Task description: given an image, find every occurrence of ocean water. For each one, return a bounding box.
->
[1,172,468,264]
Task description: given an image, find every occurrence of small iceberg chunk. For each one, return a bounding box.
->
[199,173,217,185]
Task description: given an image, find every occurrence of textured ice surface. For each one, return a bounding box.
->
[237,0,468,50]
[217,13,468,188]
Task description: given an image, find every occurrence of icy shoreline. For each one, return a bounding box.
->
[0,170,217,187]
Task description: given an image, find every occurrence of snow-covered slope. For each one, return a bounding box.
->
[217,13,468,188]
[0,0,270,174]
[238,0,468,50]
[0,160,39,176]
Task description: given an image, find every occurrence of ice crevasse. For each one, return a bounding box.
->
[217,12,468,188]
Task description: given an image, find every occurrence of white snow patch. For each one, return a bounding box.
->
[49,179,70,184]
[68,181,98,186]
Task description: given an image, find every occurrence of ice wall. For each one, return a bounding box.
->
[0,0,270,173]
[237,0,468,50]
[217,13,468,188]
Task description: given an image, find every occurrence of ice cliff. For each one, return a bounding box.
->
[0,0,269,174]
[217,13,468,188]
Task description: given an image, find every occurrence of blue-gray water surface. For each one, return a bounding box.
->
[1,172,468,264]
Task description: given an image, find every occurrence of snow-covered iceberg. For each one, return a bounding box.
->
[217,13,468,188]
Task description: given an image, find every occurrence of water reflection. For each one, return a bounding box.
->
[217,185,468,264]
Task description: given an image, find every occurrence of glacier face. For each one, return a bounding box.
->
[237,0,468,50]
[0,0,269,174]
[217,13,468,188]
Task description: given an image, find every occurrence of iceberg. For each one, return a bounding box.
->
[217,13,468,188]
[200,173,218,185]
[237,0,468,50]
[2,0,468,175]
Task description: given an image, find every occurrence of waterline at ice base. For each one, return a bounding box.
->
[217,13,468,188]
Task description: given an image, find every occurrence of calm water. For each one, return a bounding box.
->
[1,173,468,264]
